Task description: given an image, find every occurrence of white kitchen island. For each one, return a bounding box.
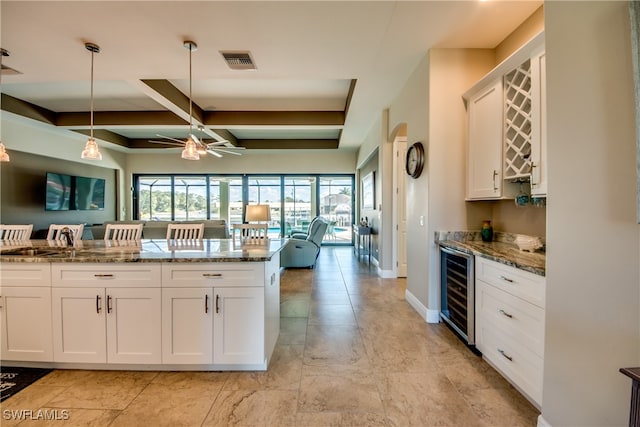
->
[0,238,284,371]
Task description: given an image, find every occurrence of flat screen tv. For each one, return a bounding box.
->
[45,172,71,211]
[74,176,105,210]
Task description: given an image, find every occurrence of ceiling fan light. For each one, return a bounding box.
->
[181,139,200,160]
[0,142,10,162]
[81,138,102,160]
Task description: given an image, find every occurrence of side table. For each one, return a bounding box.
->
[353,225,371,264]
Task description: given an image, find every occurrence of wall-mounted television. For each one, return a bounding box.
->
[75,176,105,210]
[45,173,106,211]
[45,172,71,211]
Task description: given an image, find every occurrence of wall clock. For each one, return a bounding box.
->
[405,142,425,178]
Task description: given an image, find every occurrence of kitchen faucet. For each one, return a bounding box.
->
[60,227,74,247]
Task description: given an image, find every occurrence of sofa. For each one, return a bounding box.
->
[90,220,229,239]
[280,217,328,268]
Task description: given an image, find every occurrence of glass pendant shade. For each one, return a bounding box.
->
[81,138,102,160]
[0,142,10,162]
[181,138,200,160]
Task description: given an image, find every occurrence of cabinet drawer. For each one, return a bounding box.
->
[477,324,543,406]
[162,263,264,288]
[476,281,544,357]
[0,264,51,287]
[51,263,161,288]
[475,257,545,308]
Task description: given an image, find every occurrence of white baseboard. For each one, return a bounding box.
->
[405,289,427,320]
[537,415,551,427]
[405,290,440,323]
[426,308,440,323]
[377,267,396,278]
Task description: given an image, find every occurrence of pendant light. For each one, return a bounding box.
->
[182,40,199,161]
[81,42,102,160]
[0,143,10,163]
[0,48,10,162]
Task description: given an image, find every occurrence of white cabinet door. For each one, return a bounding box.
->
[162,287,213,364]
[530,48,547,196]
[52,288,107,363]
[467,79,504,199]
[213,287,264,366]
[0,287,53,361]
[106,287,162,364]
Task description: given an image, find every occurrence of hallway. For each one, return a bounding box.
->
[0,247,539,426]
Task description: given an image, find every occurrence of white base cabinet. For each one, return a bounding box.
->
[0,287,53,362]
[0,264,53,362]
[161,287,213,364]
[1,255,279,371]
[475,257,546,407]
[52,287,161,364]
[51,263,162,364]
[213,286,264,366]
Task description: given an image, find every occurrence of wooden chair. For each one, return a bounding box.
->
[104,223,143,240]
[166,223,204,240]
[46,224,84,241]
[232,224,269,243]
[0,224,33,240]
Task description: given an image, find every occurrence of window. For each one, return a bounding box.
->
[133,174,354,245]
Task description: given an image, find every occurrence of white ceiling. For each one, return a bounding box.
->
[1,0,542,152]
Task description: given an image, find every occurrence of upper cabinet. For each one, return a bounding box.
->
[464,32,546,200]
[467,79,504,199]
[529,47,547,196]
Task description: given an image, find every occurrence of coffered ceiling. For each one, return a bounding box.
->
[0,1,542,154]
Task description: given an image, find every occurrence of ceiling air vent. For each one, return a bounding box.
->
[220,51,256,70]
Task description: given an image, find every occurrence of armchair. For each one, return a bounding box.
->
[280,217,328,268]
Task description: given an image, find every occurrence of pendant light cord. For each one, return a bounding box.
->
[90,49,94,139]
[189,44,193,135]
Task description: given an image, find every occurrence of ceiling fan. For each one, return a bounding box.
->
[149,40,244,159]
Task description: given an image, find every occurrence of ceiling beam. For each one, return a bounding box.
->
[1,93,57,125]
[56,111,188,127]
[72,129,132,148]
[136,79,203,124]
[203,111,345,127]
[239,139,339,149]
[128,138,338,150]
[133,79,230,143]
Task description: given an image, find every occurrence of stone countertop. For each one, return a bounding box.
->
[0,239,286,263]
[436,232,545,276]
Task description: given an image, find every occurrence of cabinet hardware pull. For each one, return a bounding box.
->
[498,348,513,361]
[500,275,514,283]
[498,309,513,318]
[205,294,209,314]
[202,273,222,278]
[96,295,102,314]
[492,170,499,191]
[107,295,112,314]
[94,274,114,278]
[531,162,539,185]
[215,294,220,314]
[0,295,3,309]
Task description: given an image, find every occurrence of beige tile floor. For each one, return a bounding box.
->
[0,247,540,426]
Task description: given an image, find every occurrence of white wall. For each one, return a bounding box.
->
[1,113,128,219]
[389,55,430,307]
[543,1,640,425]
[426,48,496,315]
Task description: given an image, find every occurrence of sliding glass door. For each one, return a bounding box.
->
[133,173,354,245]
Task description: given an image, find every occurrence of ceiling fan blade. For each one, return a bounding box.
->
[156,134,186,144]
[210,148,243,156]
[205,149,223,158]
[206,140,231,147]
[148,140,184,147]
